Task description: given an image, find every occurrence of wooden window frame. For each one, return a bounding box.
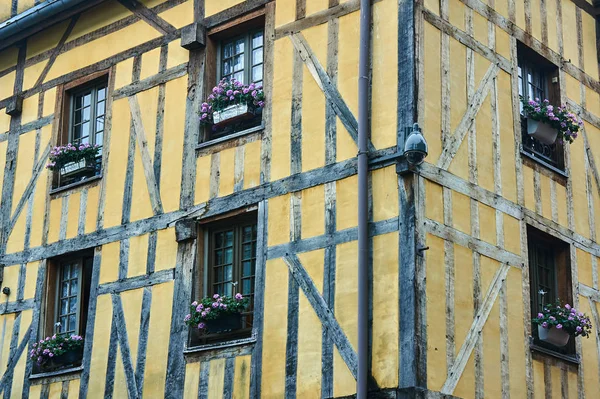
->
[517,42,565,172]
[217,29,264,86]
[527,226,576,359]
[199,10,265,143]
[191,208,258,346]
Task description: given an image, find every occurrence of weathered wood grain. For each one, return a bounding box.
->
[97,268,174,295]
[111,294,139,398]
[118,0,178,36]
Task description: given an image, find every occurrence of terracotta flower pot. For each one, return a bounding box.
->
[538,324,570,347]
[527,119,559,145]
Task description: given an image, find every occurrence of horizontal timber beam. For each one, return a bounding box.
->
[97,268,175,295]
[580,283,600,302]
[113,63,187,100]
[0,298,34,315]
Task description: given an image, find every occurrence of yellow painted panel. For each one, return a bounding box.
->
[301,25,327,172]
[338,12,359,117]
[530,0,542,42]
[551,365,562,399]
[66,192,81,239]
[333,347,355,397]
[130,152,154,223]
[0,111,9,134]
[482,299,501,398]
[496,27,511,61]
[270,38,293,181]
[219,147,236,197]
[506,267,527,398]
[100,240,120,284]
[261,259,288,398]
[453,349,475,398]
[582,12,599,80]
[0,313,15,378]
[577,249,594,289]
[26,20,70,59]
[478,202,496,245]
[155,227,177,271]
[140,0,169,7]
[296,290,323,398]
[158,1,194,29]
[335,241,358,349]
[564,74,580,104]
[17,0,34,15]
[298,249,324,294]
[372,233,398,388]
[243,140,261,189]
[306,0,328,15]
[10,309,32,398]
[267,194,290,247]
[85,185,100,234]
[48,381,63,398]
[103,97,130,228]
[546,0,558,53]
[206,0,244,18]
[580,298,600,398]
[472,11,488,46]
[424,0,439,14]
[532,359,544,399]
[0,47,18,72]
[570,132,590,237]
[12,130,36,214]
[87,294,113,398]
[167,41,190,70]
[451,190,470,235]
[555,182,568,227]
[184,362,200,399]
[371,0,397,150]
[47,198,62,244]
[140,47,161,81]
[143,281,174,396]
[425,180,443,223]
[426,234,446,390]
[128,234,149,278]
[336,117,358,163]
[0,71,15,101]
[122,288,143,385]
[523,166,535,212]
[454,244,473,356]
[115,58,134,90]
[46,22,161,82]
[68,0,132,42]
[301,185,324,239]
[336,174,358,231]
[160,76,186,212]
[515,0,525,31]
[23,261,39,300]
[448,0,465,31]
[67,378,80,399]
[29,167,50,248]
[0,265,20,299]
[29,385,41,399]
[567,369,579,399]
[586,88,600,117]
[113,350,129,399]
[372,166,399,222]
[6,210,25,254]
[476,94,494,193]
[195,155,211,205]
[233,355,251,399]
[503,214,521,255]
[540,174,552,221]
[562,1,579,69]
[480,256,499,305]
[274,0,295,26]
[23,60,48,91]
[20,93,39,125]
[43,87,57,117]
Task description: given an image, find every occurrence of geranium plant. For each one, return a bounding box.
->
[521,97,583,143]
[200,78,265,123]
[46,143,100,171]
[29,334,84,367]
[184,293,249,330]
[532,299,592,338]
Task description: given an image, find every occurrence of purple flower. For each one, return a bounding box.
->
[213,294,220,299]
[556,324,563,329]
[226,90,233,96]
[192,301,198,307]
[571,308,576,313]
[258,101,265,108]
[212,302,219,308]
[235,293,243,300]
[201,106,208,112]
[542,322,548,328]
[537,313,544,319]
[243,88,249,94]
[576,326,583,332]
[251,90,258,98]
[549,316,556,321]
[229,96,235,101]
[233,90,240,96]
[197,322,205,329]
[48,353,54,357]
[201,113,208,120]
[184,314,191,322]
[196,304,203,312]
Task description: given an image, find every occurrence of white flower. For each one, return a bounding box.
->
[538,290,547,296]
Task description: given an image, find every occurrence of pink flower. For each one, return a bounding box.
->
[213,294,220,299]
[192,301,198,307]
[542,322,548,328]
[556,324,563,329]
[196,304,203,312]
[576,326,583,332]
[184,314,191,322]
[197,322,205,329]
[212,302,219,308]
[537,313,544,319]
[235,293,243,300]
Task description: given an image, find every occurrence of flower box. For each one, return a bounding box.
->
[527,119,559,145]
[213,104,255,126]
[538,324,570,347]
[59,159,96,179]
[204,313,242,334]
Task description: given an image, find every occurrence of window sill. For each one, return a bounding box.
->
[185,335,256,355]
[49,175,102,196]
[530,344,580,365]
[521,150,569,179]
[29,365,83,381]
[196,123,264,151]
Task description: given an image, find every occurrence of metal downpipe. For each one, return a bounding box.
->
[357,0,371,396]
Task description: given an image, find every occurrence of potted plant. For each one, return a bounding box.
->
[521,97,583,145]
[185,293,249,337]
[201,78,265,127]
[46,143,100,179]
[29,334,84,372]
[532,299,592,347]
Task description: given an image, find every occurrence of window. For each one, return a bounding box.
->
[200,11,265,142]
[527,226,575,358]
[518,43,564,171]
[191,211,257,346]
[54,73,108,189]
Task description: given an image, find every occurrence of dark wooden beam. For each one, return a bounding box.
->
[117,0,178,37]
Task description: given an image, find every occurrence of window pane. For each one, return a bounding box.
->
[75,95,83,109]
[223,59,232,76]
[224,284,232,297]
[74,109,82,124]
[61,282,69,297]
[224,42,233,58]
[252,66,263,83]
[97,101,105,118]
[225,231,233,246]
[96,117,104,133]
[70,280,78,295]
[225,265,232,281]
[242,260,252,277]
[60,316,67,331]
[233,55,244,72]
[83,93,91,107]
[252,47,263,65]
[215,249,223,265]
[60,299,68,316]
[252,32,263,48]
[83,107,91,122]
[233,71,244,83]
[235,39,245,54]
[224,247,233,264]
[81,121,90,137]
[95,131,103,147]
[72,125,82,141]
[242,279,251,294]
[68,314,77,332]
[69,296,77,312]
[98,87,106,101]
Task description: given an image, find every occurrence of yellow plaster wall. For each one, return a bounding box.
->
[267,194,290,247]
[206,0,244,18]
[372,166,399,222]
[300,184,325,239]
[243,140,261,189]
[270,38,293,181]
[336,175,358,231]
[426,234,446,390]
[233,355,251,398]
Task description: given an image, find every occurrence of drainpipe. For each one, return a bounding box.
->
[357,0,371,396]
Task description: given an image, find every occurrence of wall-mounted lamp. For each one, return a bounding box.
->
[403,123,428,166]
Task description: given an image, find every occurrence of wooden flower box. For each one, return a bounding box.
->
[213,104,255,126]
[59,159,96,179]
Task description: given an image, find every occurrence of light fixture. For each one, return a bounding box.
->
[403,123,428,166]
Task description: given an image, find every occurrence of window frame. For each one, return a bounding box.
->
[54,260,84,336]
[216,29,264,87]
[67,80,107,148]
